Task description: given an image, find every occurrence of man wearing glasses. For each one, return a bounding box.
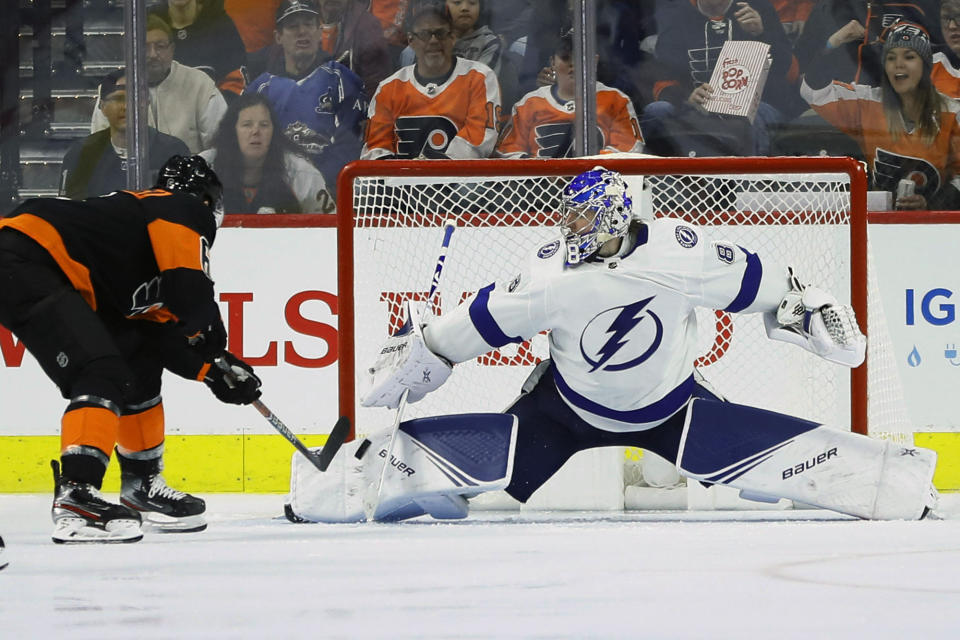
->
[90,14,227,154]
[362,5,500,160]
[933,1,960,97]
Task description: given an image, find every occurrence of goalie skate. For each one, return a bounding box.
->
[52,463,142,544]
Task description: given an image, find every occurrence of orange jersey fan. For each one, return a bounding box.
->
[496,83,645,158]
[802,79,960,198]
[362,57,501,160]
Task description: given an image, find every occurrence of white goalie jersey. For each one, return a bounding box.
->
[423,218,793,433]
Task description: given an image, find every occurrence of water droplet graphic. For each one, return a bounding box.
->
[907,345,922,367]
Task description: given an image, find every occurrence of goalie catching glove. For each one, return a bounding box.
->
[360,302,452,409]
[764,267,866,367]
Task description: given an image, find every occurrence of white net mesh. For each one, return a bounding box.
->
[344,158,909,465]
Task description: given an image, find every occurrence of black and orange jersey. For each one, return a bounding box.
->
[0,189,220,336]
[361,57,501,160]
[496,83,644,159]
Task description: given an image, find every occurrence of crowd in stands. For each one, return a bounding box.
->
[62,0,960,211]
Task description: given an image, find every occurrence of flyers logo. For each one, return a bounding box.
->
[534,123,605,158]
[873,147,940,197]
[395,115,459,158]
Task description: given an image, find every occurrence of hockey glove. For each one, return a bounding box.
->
[204,352,262,405]
[188,317,228,362]
[359,302,452,408]
[765,267,866,367]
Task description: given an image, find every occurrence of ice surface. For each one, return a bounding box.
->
[2,494,960,639]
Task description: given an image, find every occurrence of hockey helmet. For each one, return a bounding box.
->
[560,167,633,265]
[155,155,225,227]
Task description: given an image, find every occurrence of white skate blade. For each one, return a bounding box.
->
[140,512,207,533]
[52,517,143,544]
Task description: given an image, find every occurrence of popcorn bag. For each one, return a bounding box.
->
[704,40,772,124]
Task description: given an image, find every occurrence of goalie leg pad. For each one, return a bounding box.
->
[677,399,937,520]
[287,413,517,523]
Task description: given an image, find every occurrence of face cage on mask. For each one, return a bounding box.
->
[562,203,603,265]
[561,202,631,265]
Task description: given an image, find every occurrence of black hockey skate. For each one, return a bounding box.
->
[51,461,143,544]
[118,451,206,533]
[0,534,8,570]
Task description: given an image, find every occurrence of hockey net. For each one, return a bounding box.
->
[337,156,911,506]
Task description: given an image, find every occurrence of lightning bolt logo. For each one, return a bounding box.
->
[581,297,663,372]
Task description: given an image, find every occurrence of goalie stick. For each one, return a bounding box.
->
[214,357,350,472]
[363,219,457,521]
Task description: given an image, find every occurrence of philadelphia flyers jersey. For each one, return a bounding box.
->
[0,190,220,335]
[496,83,645,158]
[361,57,501,159]
[932,51,960,99]
[801,79,960,197]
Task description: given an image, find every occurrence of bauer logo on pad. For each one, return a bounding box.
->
[703,40,772,124]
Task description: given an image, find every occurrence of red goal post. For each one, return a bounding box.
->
[336,156,873,441]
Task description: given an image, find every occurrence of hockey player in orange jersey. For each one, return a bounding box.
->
[361,5,500,160]
[801,22,960,210]
[0,156,262,544]
[497,31,644,159]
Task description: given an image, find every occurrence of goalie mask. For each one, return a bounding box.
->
[560,167,633,265]
[156,155,225,228]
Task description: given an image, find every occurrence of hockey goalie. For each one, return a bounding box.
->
[287,167,938,523]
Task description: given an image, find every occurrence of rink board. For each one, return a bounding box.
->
[2,218,960,491]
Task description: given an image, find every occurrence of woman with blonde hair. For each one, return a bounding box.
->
[801,21,960,210]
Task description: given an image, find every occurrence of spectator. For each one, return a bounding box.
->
[932,0,960,97]
[150,0,247,98]
[362,6,501,159]
[91,14,228,154]
[801,22,960,209]
[444,0,504,75]
[316,0,393,94]
[200,93,335,213]
[246,59,367,193]
[398,1,508,103]
[795,0,940,87]
[640,0,803,157]
[368,0,413,64]
[771,0,817,43]
[497,31,644,158]
[224,0,283,52]
[521,2,650,109]
[246,0,334,81]
[61,70,190,199]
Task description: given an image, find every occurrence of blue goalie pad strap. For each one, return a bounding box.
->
[679,399,821,478]
[723,246,762,313]
[398,413,516,483]
[468,283,524,348]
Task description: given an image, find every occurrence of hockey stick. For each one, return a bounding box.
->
[363,220,457,521]
[213,357,349,472]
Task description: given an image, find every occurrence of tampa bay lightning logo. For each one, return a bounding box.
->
[580,296,663,372]
[675,225,698,248]
[538,240,560,259]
